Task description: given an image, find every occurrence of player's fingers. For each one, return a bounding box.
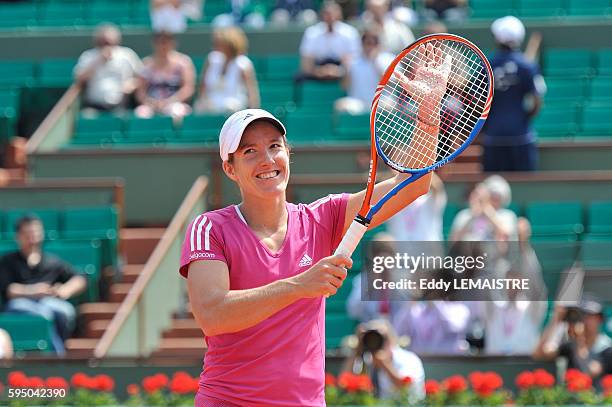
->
[327,265,348,281]
[325,282,338,296]
[416,44,426,68]
[327,254,353,269]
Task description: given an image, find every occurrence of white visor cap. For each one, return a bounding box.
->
[491,16,525,47]
[219,109,287,162]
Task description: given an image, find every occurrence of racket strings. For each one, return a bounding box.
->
[375,39,490,170]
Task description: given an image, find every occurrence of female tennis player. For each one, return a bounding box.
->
[179,44,449,406]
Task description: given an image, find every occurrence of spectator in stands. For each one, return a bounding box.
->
[346,233,408,323]
[298,0,361,81]
[269,0,318,27]
[74,24,143,116]
[0,328,13,359]
[334,29,394,114]
[210,0,267,29]
[360,0,414,54]
[393,300,471,354]
[151,0,188,34]
[534,294,612,378]
[0,216,87,356]
[482,217,548,355]
[421,20,447,36]
[134,32,196,121]
[387,172,446,242]
[194,26,260,114]
[422,0,467,23]
[449,176,517,242]
[481,16,546,172]
[343,319,425,401]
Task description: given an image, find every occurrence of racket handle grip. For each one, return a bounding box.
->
[334,219,368,259]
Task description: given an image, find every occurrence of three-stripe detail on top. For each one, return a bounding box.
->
[190,214,212,251]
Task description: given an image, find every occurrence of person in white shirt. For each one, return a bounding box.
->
[194,26,260,114]
[343,319,425,401]
[151,0,188,34]
[387,172,446,242]
[334,29,394,114]
[298,0,361,81]
[74,24,143,114]
[450,178,517,242]
[361,0,414,55]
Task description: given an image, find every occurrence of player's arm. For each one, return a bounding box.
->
[187,255,351,336]
[344,172,432,233]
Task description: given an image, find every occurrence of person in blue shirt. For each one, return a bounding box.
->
[481,16,546,172]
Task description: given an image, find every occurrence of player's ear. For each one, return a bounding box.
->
[222,160,238,182]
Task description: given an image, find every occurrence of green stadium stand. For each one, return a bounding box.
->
[333,113,369,142]
[260,82,294,113]
[284,111,333,142]
[519,0,565,18]
[0,88,19,142]
[544,79,586,107]
[123,116,174,146]
[72,114,123,147]
[597,49,612,76]
[588,77,612,105]
[263,55,300,81]
[0,61,35,88]
[86,2,132,26]
[530,240,578,298]
[443,203,461,239]
[526,201,584,237]
[45,239,103,302]
[4,208,60,240]
[175,114,226,144]
[39,3,86,27]
[131,0,152,25]
[0,314,54,353]
[202,0,231,23]
[325,314,358,349]
[62,206,119,240]
[0,240,17,255]
[579,105,612,138]
[588,201,612,235]
[37,59,76,87]
[543,49,594,77]
[469,0,516,19]
[62,205,119,272]
[581,236,612,270]
[566,0,611,16]
[533,107,578,140]
[0,3,37,28]
[298,82,344,112]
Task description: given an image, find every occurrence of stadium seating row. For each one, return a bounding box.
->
[470,0,612,19]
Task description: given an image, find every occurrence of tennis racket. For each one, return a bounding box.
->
[334,33,494,258]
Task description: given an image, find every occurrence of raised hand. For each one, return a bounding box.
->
[393,42,452,125]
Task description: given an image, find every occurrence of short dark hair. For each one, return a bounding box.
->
[15,215,42,233]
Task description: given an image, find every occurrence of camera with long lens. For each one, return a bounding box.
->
[563,307,584,324]
[361,329,386,353]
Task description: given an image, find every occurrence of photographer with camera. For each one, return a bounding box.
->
[342,319,425,401]
[533,294,611,378]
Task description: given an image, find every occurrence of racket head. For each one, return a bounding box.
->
[371,33,494,174]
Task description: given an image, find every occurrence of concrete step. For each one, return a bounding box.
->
[120,228,165,264]
[79,302,120,326]
[109,282,132,303]
[162,319,202,338]
[155,337,207,356]
[85,319,112,339]
[65,338,98,357]
[121,264,144,284]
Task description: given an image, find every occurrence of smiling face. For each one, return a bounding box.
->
[222,120,290,200]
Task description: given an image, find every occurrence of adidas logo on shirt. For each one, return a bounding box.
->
[299,253,313,267]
